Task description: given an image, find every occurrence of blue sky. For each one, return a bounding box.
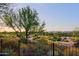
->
[11,3,79,31]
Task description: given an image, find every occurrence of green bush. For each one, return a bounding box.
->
[50,37,61,42]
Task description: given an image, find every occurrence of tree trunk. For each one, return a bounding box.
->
[25,29,29,39]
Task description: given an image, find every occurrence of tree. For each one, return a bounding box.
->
[0,3,9,15]
[2,9,21,36]
[0,3,10,29]
[0,3,10,20]
[19,6,45,39]
[2,6,45,43]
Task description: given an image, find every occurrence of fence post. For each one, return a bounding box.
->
[53,43,55,56]
[1,39,3,53]
[0,39,3,56]
[18,40,20,56]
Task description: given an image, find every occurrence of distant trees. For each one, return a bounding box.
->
[73,27,79,36]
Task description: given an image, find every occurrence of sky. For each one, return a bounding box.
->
[1,3,79,32]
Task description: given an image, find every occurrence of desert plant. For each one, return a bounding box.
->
[2,6,45,44]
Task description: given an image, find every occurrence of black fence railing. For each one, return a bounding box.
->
[52,42,79,56]
[0,38,79,56]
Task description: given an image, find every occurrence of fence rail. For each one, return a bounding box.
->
[0,38,79,56]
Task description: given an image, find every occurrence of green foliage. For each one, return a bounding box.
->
[3,13,13,27]
[34,39,49,55]
[0,3,9,15]
[20,37,28,44]
[19,6,39,29]
[50,36,61,42]
[3,48,14,56]
[2,6,45,44]
[19,6,45,38]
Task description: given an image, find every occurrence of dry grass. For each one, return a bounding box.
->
[64,47,79,56]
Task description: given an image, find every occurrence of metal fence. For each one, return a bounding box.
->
[0,38,20,56]
[51,42,79,56]
[0,38,79,56]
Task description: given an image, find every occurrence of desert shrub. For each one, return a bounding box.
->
[3,48,15,56]
[50,37,61,42]
[34,39,50,56]
[21,37,28,44]
[74,40,79,48]
[20,39,50,56]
